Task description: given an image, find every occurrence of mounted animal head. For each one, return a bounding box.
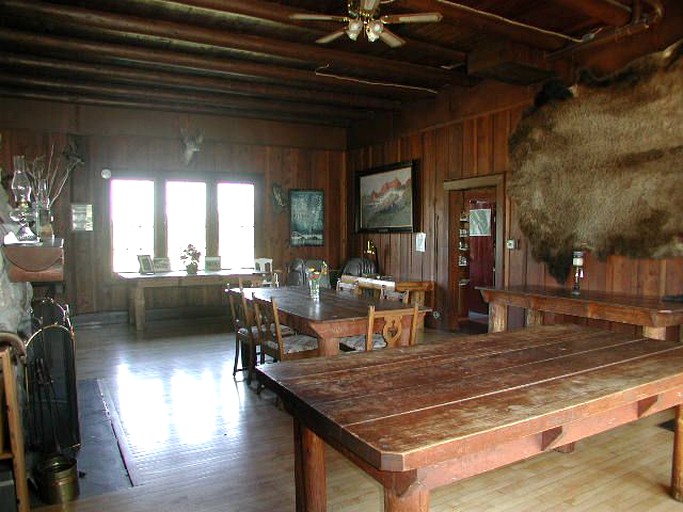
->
[508,40,683,283]
[180,127,204,165]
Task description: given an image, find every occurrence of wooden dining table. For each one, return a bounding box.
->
[256,324,683,511]
[478,284,683,340]
[240,286,430,356]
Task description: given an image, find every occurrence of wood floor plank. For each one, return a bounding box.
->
[33,319,681,511]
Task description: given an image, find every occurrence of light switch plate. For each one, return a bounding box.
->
[416,232,426,252]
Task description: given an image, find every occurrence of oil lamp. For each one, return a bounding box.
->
[571,250,585,296]
[9,155,39,242]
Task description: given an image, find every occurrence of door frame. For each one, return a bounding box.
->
[444,174,505,325]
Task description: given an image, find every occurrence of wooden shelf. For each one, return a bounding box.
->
[0,344,29,512]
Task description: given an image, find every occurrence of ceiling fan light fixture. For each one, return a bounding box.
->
[346,19,363,40]
[366,19,383,42]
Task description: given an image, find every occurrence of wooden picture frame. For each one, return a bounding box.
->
[137,255,154,274]
[289,189,324,247]
[153,257,171,273]
[356,160,418,233]
[204,256,221,271]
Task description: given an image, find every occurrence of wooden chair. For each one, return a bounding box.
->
[253,297,319,365]
[340,304,419,352]
[227,288,260,384]
[336,280,360,296]
[380,286,410,304]
[254,258,276,287]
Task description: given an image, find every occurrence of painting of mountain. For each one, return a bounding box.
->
[357,162,416,232]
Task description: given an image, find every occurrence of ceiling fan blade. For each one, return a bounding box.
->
[316,28,348,44]
[360,0,381,14]
[379,27,406,48]
[290,13,349,22]
[381,12,443,24]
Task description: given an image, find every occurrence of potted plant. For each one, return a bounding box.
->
[180,244,201,274]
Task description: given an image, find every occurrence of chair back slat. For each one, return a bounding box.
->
[253,297,285,361]
[336,281,360,296]
[366,304,419,351]
[380,286,409,304]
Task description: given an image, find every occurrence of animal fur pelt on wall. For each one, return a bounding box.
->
[508,40,683,283]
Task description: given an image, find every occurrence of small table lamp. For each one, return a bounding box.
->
[571,250,585,296]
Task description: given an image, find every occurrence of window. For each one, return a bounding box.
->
[166,181,206,270]
[111,179,154,273]
[110,177,256,273]
[217,182,254,269]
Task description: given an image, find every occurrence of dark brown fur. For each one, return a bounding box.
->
[508,41,683,283]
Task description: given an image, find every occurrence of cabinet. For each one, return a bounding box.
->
[0,338,29,512]
[457,212,470,320]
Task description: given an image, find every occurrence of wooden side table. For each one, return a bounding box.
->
[479,285,683,340]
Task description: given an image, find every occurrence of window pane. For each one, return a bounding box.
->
[217,183,254,269]
[111,179,155,272]
[167,181,207,270]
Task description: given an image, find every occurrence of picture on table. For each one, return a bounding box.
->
[153,257,171,273]
[137,255,155,274]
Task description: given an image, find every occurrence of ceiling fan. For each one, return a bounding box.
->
[290,0,443,48]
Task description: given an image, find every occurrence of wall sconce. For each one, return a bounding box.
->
[571,250,585,296]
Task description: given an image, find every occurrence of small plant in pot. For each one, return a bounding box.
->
[180,244,201,274]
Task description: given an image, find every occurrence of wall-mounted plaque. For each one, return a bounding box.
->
[71,203,93,232]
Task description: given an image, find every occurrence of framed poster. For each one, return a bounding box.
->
[356,160,418,233]
[289,190,324,247]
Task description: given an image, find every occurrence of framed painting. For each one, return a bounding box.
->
[153,257,171,273]
[204,256,221,271]
[356,160,418,233]
[289,189,324,247]
[137,255,154,274]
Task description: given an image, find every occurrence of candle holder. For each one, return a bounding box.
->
[571,250,585,296]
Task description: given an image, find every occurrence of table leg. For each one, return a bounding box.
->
[488,303,508,332]
[317,337,339,357]
[643,326,667,341]
[2,350,29,512]
[294,419,327,511]
[525,309,544,327]
[384,483,429,512]
[133,286,145,331]
[672,405,683,501]
[128,288,135,326]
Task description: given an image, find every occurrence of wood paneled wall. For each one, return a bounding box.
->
[1,99,347,315]
[348,96,683,333]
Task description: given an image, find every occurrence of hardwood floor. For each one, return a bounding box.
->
[35,318,681,511]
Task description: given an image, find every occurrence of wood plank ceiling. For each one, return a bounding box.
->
[0,0,664,126]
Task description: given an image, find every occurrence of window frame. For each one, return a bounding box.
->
[108,169,263,272]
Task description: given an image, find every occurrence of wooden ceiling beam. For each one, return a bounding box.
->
[0,29,435,101]
[0,89,350,126]
[402,0,576,50]
[89,0,468,64]
[0,73,375,120]
[0,53,402,111]
[550,0,631,27]
[3,0,473,88]
[157,0,468,63]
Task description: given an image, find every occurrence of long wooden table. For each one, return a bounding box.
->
[242,286,430,356]
[117,270,264,330]
[256,324,683,511]
[478,285,683,340]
